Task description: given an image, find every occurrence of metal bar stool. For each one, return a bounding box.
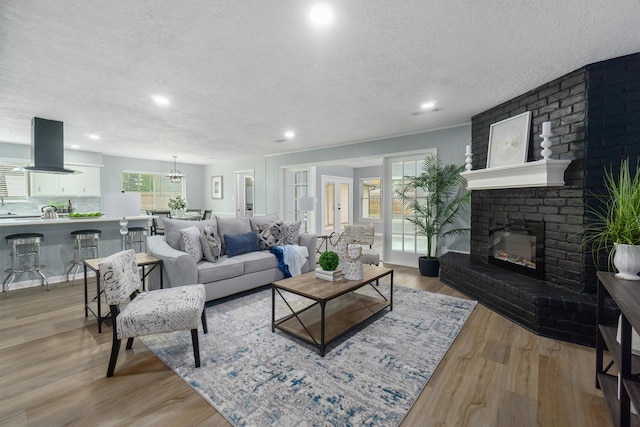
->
[3,233,49,297]
[66,229,101,285]
[126,227,147,253]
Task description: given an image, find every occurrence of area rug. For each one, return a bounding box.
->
[141,285,477,427]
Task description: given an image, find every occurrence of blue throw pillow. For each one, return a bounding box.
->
[224,231,260,257]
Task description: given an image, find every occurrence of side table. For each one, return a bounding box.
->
[83,252,163,333]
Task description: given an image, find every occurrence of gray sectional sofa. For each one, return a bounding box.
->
[147,215,317,301]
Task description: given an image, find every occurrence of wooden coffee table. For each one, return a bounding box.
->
[271,265,393,356]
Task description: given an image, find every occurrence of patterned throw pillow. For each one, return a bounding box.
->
[255,221,284,249]
[200,225,221,262]
[180,226,203,262]
[281,221,301,245]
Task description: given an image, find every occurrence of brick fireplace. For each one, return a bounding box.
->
[440,52,640,346]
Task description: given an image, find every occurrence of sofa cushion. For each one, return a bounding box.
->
[249,214,279,230]
[234,250,280,274]
[164,218,218,250]
[225,231,260,257]
[282,221,302,244]
[216,216,252,254]
[180,226,203,262]
[255,221,284,250]
[197,257,244,283]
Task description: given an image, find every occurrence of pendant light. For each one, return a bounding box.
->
[168,156,185,183]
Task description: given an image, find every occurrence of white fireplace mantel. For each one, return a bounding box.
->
[460,159,572,190]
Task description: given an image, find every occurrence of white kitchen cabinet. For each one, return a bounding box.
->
[30,165,101,197]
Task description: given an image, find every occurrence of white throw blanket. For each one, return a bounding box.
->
[282,244,309,276]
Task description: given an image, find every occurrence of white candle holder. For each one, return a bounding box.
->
[465,151,473,171]
[540,122,553,160]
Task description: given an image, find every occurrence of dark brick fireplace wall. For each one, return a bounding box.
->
[440,52,640,346]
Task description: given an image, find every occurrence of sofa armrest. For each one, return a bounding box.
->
[298,233,318,273]
[147,235,198,289]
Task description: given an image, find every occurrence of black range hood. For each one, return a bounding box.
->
[23,117,78,174]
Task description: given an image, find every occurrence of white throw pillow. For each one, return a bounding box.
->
[180,225,203,262]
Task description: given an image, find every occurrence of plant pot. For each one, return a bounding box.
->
[613,243,640,281]
[418,256,440,277]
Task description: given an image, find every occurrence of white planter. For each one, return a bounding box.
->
[613,243,640,281]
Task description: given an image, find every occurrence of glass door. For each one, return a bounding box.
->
[383,151,435,266]
[321,175,352,235]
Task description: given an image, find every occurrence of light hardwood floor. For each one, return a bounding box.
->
[0,264,612,427]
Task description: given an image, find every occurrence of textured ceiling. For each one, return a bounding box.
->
[1,1,639,165]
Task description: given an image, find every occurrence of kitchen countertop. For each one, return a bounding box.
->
[0,215,152,226]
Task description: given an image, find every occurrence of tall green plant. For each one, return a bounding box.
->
[583,158,640,262]
[397,153,471,259]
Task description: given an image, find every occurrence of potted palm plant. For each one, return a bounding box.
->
[397,153,471,276]
[583,157,640,280]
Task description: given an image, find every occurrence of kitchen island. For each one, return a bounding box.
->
[0,215,152,290]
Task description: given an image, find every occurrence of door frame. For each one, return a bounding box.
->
[235,169,254,218]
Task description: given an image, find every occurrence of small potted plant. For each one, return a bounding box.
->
[316,251,342,281]
[397,153,471,276]
[583,158,640,280]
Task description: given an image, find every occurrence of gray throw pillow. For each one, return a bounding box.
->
[200,225,221,262]
[282,221,301,245]
[216,216,251,254]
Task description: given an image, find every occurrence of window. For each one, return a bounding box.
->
[0,159,29,201]
[285,169,309,222]
[122,171,184,211]
[360,178,381,220]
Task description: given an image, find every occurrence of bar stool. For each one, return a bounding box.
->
[3,233,49,297]
[126,227,147,253]
[66,229,101,284]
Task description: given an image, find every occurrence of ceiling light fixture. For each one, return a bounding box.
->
[411,101,441,116]
[152,95,170,106]
[284,131,295,139]
[310,3,334,26]
[88,134,100,140]
[167,155,185,183]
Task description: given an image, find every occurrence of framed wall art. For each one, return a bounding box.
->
[211,175,223,199]
[486,111,531,168]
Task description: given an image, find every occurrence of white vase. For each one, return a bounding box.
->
[343,244,363,280]
[613,243,640,281]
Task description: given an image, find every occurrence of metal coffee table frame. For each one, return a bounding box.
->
[272,265,393,356]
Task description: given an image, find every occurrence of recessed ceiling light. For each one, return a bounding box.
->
[88,134,100,140]
[421,101,436,109]
[310,3,334,26]
[284,131,295,139]
[151,95,170,106]
[70,145,80,149]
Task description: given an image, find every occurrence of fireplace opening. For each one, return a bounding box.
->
[488,219,545,279]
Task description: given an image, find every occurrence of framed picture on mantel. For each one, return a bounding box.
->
[486,111,531,168]
[211,176,223,199]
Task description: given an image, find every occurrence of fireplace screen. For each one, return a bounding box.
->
[488,219,544,279]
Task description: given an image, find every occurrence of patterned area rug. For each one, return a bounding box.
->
[141,285,477,427]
